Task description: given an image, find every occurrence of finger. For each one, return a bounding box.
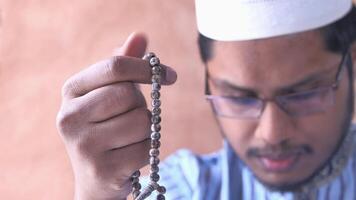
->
[75,82,146,122]
[99,138,151,180]
[62,56,177,99]
[87,107,151,152]
[88,138,150,197]
[117,32,148,58]
[113,32,148,57]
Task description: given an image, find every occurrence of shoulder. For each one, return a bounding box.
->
[158,149,223,199]
[160,149,222,185]
[162,148,222,171]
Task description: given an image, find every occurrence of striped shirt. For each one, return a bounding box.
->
[144,125,356,200]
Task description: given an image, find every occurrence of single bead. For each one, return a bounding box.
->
[150,157,160,165]
[136,183,157,200]
[151,140,161,148]
[132,190,140,198]
[151,132,161,140]
[151,124,161,132]
[143,52,156,60]
[157,194,165,200]
[150,164,159,173]
[151,91,160,99]
[149,181,160,190]
[152,66,162,75]
[152,99,161,107]
[151,115,161,124]
[152,75,161,84]
[157,186,166,194]
[152,107,161,115]
[150,168,159,174]
[152,83,161,91]
[150,57,160,66]
[132,182,142,190]
[149,149,160,157]
[131,177,139,184]
[150,172,160,182]
[131,170,141,178]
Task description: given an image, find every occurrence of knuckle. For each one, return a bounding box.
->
[105,56,127,79]
[116,83,136,98]
[56,109,75,135]
[61,77,80,98]
[56,110,67,132]
[103,91,124,110]
[109,84,140,108]
[56,102,88,137]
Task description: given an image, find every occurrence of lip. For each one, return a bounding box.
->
[258,154,300,173]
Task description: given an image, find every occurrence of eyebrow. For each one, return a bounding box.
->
[211,78,256,94]
[210,67,336,95]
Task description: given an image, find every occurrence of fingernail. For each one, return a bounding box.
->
[165,67,177,83]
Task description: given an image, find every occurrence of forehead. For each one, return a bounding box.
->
[207,30,341,93]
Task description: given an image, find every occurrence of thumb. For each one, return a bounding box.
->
[114,32,148,58]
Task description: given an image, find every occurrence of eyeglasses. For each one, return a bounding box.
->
[205,51,352,119]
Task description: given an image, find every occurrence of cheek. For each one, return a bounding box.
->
[298,78,351,144]
[295,79,350,158]
[292,115,342,164]
[218,119,257,156]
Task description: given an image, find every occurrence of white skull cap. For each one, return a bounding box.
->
[195,0,353,41]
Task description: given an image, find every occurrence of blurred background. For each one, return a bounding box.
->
[1,1,356,200]
[0,1,222,199]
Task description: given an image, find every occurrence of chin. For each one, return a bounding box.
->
[246,159,313,192]
[254,174,307,192]
[242,154,320,192]
[249,165,319,192]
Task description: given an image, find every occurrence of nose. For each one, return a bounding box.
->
[254,101,294,145]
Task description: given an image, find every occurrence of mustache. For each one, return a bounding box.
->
[247,143,313,159]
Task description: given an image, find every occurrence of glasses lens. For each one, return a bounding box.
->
[277,87,335,116]
[207,96,263,118]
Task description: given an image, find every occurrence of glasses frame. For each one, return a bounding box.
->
[205,49,352,119]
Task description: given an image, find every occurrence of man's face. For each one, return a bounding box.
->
[206,31,351,189]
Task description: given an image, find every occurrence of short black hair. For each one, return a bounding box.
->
[198,6,356,63]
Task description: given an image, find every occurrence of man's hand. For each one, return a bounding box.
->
[56,33,177,200]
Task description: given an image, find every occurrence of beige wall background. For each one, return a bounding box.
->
[1,1,356,200]
[0,1,222,199]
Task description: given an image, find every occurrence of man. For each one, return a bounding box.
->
[56,0,356,199]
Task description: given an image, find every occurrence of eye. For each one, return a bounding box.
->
[287,89,319,102]
[227,96,259,106]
